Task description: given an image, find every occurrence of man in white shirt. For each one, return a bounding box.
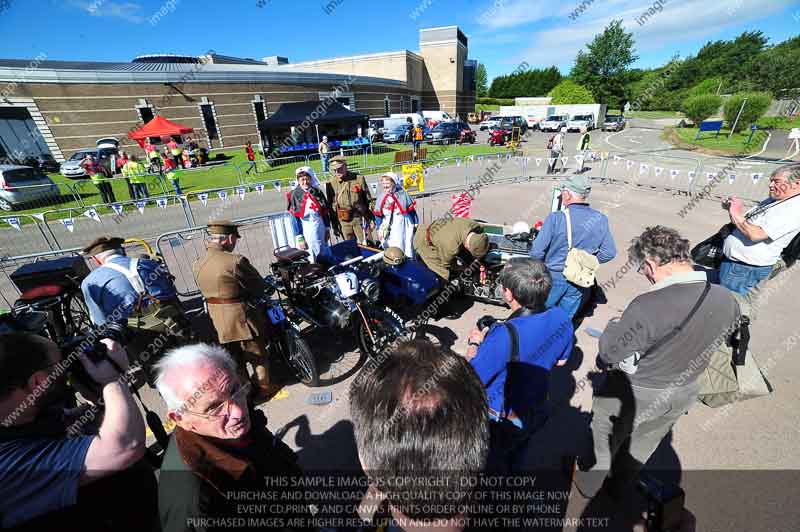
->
[720,164,800,294]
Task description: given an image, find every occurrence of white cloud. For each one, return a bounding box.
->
[71,1,145,23]
[514,0,793,69]
[474,0,552,29]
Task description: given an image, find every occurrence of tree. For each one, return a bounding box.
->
[548,80,595,104]
[682,94,722,125]
[723,92,773,132]
[488,66,562,98]
[476,63,488,98]
[571,20,638,107]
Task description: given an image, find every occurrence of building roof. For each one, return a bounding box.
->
[0,58,406,88]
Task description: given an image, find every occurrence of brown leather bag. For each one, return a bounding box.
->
[337,207,354,222]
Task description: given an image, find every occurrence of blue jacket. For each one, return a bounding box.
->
[530,203,617,273]
[470,307,574,417]
[80,255,177,326]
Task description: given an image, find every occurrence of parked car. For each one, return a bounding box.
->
[422,110,454,123]
[525,115,543,130]
[479,117,500,131]
[59,142,119,180]
[602,115,627,131]
[426,122,475,144]
[539,115,569,132]
[567,114,595,132]
[492,116,528,135]
[383,124,415,144]
[0,165,60,211]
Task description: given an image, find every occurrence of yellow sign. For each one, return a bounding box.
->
[401,163,425,193]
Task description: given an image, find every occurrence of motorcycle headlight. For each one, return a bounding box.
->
[360,278,380,302]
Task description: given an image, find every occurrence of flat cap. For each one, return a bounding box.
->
[466,231,490,259]
[82,236,125,256]
[329,155,347,168]
[207,220,240,237]
[562,174,592,196]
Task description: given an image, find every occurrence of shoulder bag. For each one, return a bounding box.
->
[562,208,600,288]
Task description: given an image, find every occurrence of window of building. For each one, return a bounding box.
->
[200,103,219,141]
[138,106,155,124]
[253,100,266,123]
[383,97,390,117]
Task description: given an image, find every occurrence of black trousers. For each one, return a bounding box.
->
[95,181,116,204]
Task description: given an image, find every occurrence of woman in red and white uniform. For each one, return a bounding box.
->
[287,166,331,263]
[373,172,418,258]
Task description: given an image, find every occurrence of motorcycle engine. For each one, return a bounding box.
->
[302,280,352,330]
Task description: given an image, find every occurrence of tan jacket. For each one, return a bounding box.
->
[192,242,268,343]
[325,170,373,215]
[413,218,480,280]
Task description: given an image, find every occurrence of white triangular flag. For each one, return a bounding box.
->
[136,200,147,214]
[706,172,716,182]
[111,203,124,216]
[548,158,556,168]
[456,158,461,167]
[290,180,298,190]
[639,163,649,175]
[655,167,663,176]
[157,198,168,209]
[626,160,634,170]
[369,182,378,195]
[561,156,569,165]
[535,157,542,167]
[255,184,265,195]
[751,172,763,183]
[574,154,584,163]
[670,169,679,179]
[237,187,246,200]
[688,171,696,182]
[62,218,75,233]
[217,190,228,202]
[273,181,281,192]
[6,217,21,231]
[728,174,736,184]
[198,193,208,206]
[84,208,101,222]
[32,213,45,221]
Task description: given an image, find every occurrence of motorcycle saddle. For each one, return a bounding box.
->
[295,263,327,281]
[273,246,309,264]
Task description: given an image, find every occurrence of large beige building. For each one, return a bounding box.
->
[0,26,476,162]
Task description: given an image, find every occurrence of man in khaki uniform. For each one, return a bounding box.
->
[413,217,490,280]
[325,155,373,243]
[192,220,276,398]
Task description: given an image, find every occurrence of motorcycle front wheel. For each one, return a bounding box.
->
[276,326,319,387]
[355,305,407,360]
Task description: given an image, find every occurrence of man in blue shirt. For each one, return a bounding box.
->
[464,258,574,472]
[530,174,617,318]
[0,332,152,530]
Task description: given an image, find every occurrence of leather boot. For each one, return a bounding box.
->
[252,365,282,401]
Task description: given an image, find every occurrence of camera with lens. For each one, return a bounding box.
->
[638,473,685,532]
[62,322,130,396]
[476,315,498,331]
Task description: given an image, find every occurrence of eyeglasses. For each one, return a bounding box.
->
[182,382,251,419]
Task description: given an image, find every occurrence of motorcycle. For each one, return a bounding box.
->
[266,241,407,363]
[259,293,320,387]
[488,127,510,146]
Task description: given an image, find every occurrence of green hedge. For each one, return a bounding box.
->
[476,97,516,105]
[681,94,722,125]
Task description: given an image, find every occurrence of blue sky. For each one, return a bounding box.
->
[0,0,797,82]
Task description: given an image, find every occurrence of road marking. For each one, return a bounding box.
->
[628,138,642,144]
[603,129,630,151]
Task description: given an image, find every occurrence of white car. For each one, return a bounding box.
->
[479,117,500,131]
[567,114,595,132]
[539,115,569,132]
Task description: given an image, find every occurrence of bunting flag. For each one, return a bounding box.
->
[255,183,265,195]
[626,160,634,170]
[273,181,281,192]
[706,172,716,182]
[639,163,649,175]
[84,208,101,222]
[670,169,680,179]
[6,217,21,231]
[290,180,298,190]
[136,200,147,214]
[451,191,473,218]
[61,218,75,233]
[32,213,45,222]
[369,182,378,195]
[535,157,542,167]
[728,174,736,184]
[217,190,228,202]
[198,193,208,206]
[688,171,696,182]
[655,167,663,177]
[560,156,569,166]
[574,154,584,163]
[751,172,763,183]
[237,187,246,200]
[547,158,556,168]
[505,153,511,160]
[111,203,124,216]
[157,198,168,209]
[456,158,461,167]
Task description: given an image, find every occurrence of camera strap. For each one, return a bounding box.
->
[501,321,520,419]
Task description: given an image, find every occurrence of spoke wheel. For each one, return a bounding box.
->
[279,327,319,387]
[355,306,408,361]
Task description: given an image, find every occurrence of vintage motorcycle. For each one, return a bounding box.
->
[259,292,320,387]
[265,241,407,363]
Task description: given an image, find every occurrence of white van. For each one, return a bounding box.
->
[390,113,426,126]
[421,110,454,123]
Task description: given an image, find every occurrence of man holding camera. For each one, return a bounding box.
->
[461,258,573,472]
[0,332,155,530]
[719,164,800,295]
[572,226,739,499]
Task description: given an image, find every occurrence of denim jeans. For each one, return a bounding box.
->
[170,180,182,196]
[321,153,329,172]
[719,259,773,296]
[545,271,588,318]
[132,183,149,200]
[486,405,550,474]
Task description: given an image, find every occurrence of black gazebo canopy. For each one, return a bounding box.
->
[258,100,368,131]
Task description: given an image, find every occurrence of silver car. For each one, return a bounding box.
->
[0,165,60,211]
[59,149,96,179]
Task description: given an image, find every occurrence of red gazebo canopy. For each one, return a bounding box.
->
[128,115,194,147]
